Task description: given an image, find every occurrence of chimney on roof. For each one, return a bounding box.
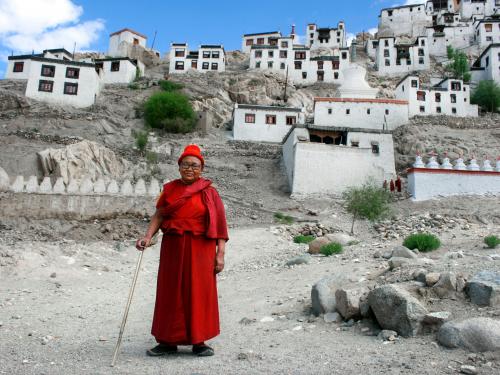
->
[291,24,296,39]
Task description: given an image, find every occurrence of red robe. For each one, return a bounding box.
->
[152,178,228,345]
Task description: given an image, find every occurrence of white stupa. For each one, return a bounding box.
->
[338,65,379,99]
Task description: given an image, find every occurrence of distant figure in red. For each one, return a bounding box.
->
[136,144,228,357]
[395,176,402,193]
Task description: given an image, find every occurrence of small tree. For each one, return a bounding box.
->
[342,181,391,234]
[134,131,148,154]
[144,91,197,133]
[446,46,471,83]
[471,80,500,113]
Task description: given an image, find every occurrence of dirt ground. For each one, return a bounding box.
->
[1,196,499,375]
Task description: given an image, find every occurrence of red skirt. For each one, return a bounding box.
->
[151,232,219,345]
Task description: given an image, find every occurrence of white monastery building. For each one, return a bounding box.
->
[306,22,347,49]
[108,28,147,57]
[376,36,430,75]
[471,43,500,84]
[395,74,478,117]
[94,57,145,84]
[378,4,431,38]
[242,31,283,54]
[232,103,305,143]
[474,18,500,47]
[169,43,226,74]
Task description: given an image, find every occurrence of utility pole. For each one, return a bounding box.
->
[151,30,158,50]
[72,42,76,59]
[283,65,289,103]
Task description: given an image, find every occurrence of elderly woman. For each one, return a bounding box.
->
[136,144,228,357]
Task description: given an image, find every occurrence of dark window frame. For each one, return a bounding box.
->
[175,61,185,70]
[41,64,55,77]
[244,113,255,123]
[65,67,80,79]
[13,62,24,72]
[265,114,277,125]
[64,82,78,95]
[38,80,53,93]
[111,61,120,72]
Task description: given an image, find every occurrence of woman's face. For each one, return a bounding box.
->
[179,156,203,184]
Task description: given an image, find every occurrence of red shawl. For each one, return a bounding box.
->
[156,178,229,241]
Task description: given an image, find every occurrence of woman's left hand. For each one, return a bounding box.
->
[215,253,225,274]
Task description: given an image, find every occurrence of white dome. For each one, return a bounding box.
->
[339,65,378,99]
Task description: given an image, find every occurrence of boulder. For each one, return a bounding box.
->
[0,167,9,191]
[391,246,418,259]
[367,284,428,337]
[308,237,331,255]
[285,254,311,267]
[412,269,427,283]
[311,275,344,316]
[335,288,363,320]
[425,272,440,287]
[325,233,356,246]
[432,272,457,299]
[388,257,413,270]
[466,271,500,307]
[378,330,398,341]
[422,311,452,333]
[437,318,500,352]
[37,140,131,184]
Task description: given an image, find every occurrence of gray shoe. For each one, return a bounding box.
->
[192,344,214,357]
[146,344,178,357]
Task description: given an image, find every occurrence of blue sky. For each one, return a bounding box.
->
[0,0,420,77]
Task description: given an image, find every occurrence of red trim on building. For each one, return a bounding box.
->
[109,28,147,39]
[407,167,500,176]
[314,97,408,105]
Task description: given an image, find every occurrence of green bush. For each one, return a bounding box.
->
[484,235,500,249]
[274,212,294,225]
[471,80,500,113]
[159,80,184,92]
[128,82,139,90]
[146,151,158,164]
[135,67,141,82]
[134,131,148,153]
[144,92,197,133]
[293,235,315,244]
[342,181,391,234]
[403,233,441,252]
[446,46,471,83]
[320,243,343,256]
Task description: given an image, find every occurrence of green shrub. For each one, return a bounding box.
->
[144,92,197,133]
[446,46,471,83]
[128,82,140,90]
[403,233,441,252]
[471,80,500,113]
[146,151,158,164]
[159,80,184,92]
[274,212,294,225]
[134,131,148,153]
[293,235,315,244]
[342,181,391,234]
[320,243,343,256]
[135,67,141,82]
[484,235,500,249]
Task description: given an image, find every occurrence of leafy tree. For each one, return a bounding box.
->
[134,131,148,153]
[342,181,391,234]
[159,80,184,92]
[471,80,500,113]
[144,92,197,133]
[446,46,471,83]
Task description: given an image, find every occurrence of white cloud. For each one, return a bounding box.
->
[402,0,425,5]
[367,27,379,36]
[346,32,356,46]
[0,0,104,53]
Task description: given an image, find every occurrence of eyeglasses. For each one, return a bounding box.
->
[180,162,202,171]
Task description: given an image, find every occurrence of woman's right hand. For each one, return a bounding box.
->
[136,237,152,251]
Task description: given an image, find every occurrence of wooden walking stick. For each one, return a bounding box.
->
[110,248,145,367]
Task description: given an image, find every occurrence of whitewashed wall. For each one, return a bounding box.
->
[241,32,282,54]
[307,22,347,49]
[475,21,500,47]
[378,5,431,38]
[108,30,147,57]
[376,37,430,76]
[98,59,139,84]
[5,59,33,80]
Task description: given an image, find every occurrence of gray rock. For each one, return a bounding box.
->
[437,318,500,352]
[311,276,343,316]
[466,271,500,307]
[359,293,372,318]
[382,251,392,259]
[422,311,452,333]
[432,272,457,298]
[335,288,363,320]
[460,365,477,375]
[412,269,427,283]
[324,312,342,323]
[378,330,398,341]
[425,272,440,287]
[368,284,428,337]
[392,246,418,259]
[373,250,382,258]
[285,254,311,267]
[325,233,356,246]
[308,237,331,255]
[388,257,412,270]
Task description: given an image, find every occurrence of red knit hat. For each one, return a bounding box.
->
[178,144,204,166]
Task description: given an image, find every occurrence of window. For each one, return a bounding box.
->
[317,61,324,69]
[281,41,288,48]
[485,23,492,32]
[66,67,80,79]
[41,64,55,77]
[464,97,467,102]
[452,107,457,114]
[133,38,139,45]
[367,109,371,115]
[451,81,461,91]
[294,61,302,70]
[111,61,120,71]
[212,51,220,59]
[406,59,411,65]
[486,36,493,42]
[328,108,332,114]
[334,72,339,79]
[421,39,425,46]
[286,116,296,125]
[256,61,261,68]
[384,39,389,47]
[265,115,276,124]
[418,48,424,56]
[371,144,380,154]
[268,50,274,57]
[384,49,390,57]
[332,60,340,70]
[267,61,273,68]
[435,93,441,102]
[211,63,218,70]
[269,38,278,46]
[450,94,456,103]
[246,39,254,46]
[346,109,350,115]
[402,85,405,92]
[302,72,307,79]
[202,62,209,70]
[419,106,425,113]
[95,62,103,72]
[64,82,78,95]
[38,80,53,92]
[419,57,424,64]
[309,25,314,30]
[295,51,306,59]
[245,113,255,123]
[257,38,264,45]
[255,50,262,58]
[191,60,198,69]
[13,62,24,72]
[486,56,490,67]
[385,59,390,66]
[411,80,418,88]
[280,50,287,58]
[436,106,441,113]
[280,63,285,69]
[341,52,347,60]
[351,141,359,147]
[203,51,210,58]
[175,49,185,57]
[388,10,393,16]
[175,61,184,70]
[385,109,389,115]
[317,71,324,81]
